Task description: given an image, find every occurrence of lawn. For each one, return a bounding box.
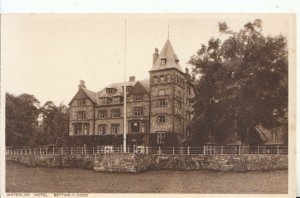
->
[6,161,287,193]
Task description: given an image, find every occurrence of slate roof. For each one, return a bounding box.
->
[81,88,97,103]
[150,39,183,72]
[68,87,97,105]
[96,79,149,98]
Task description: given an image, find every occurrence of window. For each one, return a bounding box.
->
[157,132,166,144]
[98,110,107,119]
[74,123,89,135]
[272,131,278,141]
[111,109,121,118]
[77,99,85,106]
[106,88,115,94]
[74,124,82,135]
[126,86,132,92]
[134,107,143,116]
[161,59,166,65]
[160,75,165,82]
[167,75,171,82]
[113,97,121,103]
[134,94,143,101]
[97,124,106,135]
[111,124,120,134]
[153,76,158,83]
[158,99,166,107]
[99,97,109,104]
[77,111,86,120]
[158,89,165,96]
[131,122,140,133]
[157,115,166,124]
[83,124,89,135]
[176,75,178,84]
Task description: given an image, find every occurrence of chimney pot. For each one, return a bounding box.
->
[129,76,135,82]
[185,68,189,74]
[153,48,159,64]
[78,80,86,89]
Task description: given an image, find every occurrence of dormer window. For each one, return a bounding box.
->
[153,76,158,83]
[160,75,165,82]
[134,94,143,101]
[106,88,115,94]
[126,86,132,92]
[161,58,166,65]
[99,97,111,104]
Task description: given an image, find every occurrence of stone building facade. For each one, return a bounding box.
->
[68,39,195,146]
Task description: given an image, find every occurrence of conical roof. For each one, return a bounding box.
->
[150,39,183,72]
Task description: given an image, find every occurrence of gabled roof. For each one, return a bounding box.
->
[97,79,149,98]
[68,88,97,105]
[128,81,149,96]
[150,39,183,72]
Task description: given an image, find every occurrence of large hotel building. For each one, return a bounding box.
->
[68,39,196,146]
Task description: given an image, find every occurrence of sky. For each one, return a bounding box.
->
[2,14,290,106]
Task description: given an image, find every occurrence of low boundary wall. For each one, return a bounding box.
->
[6,154,288,173]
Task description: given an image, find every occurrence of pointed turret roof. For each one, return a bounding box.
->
[150,39,183,72]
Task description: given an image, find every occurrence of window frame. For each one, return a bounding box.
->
[133,107,143,116]
[77,111,86,120]
[134,94,144,101]
[158,99,166,107]
[111,109,121,118]
[77,99,86,106]
[111,124,120,134]
[97,124,107,135]
[156,132,166,144]
[98,110,107,119]
[157,115,166,124]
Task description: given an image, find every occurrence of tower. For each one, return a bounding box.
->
[149,39,186,146]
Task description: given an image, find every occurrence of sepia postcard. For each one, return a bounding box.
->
[0,12,296,198]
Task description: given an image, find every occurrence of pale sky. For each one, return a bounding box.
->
[2,14,290,106]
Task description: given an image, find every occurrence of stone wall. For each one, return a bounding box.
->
[6,154,288,173]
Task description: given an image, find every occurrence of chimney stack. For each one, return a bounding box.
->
[175,54,179,64]
[78,80,86,90]
[153,48,159,64]
[129,76,135,82]
[185,68,189,74]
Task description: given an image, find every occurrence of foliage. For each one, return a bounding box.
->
[189,19,288,145]
[6,93,69,147]
[6,93,40,146]
[38,101,69,146]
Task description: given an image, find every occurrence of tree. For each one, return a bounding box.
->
[189,19,288,145]
[38,101,69,146]
[6,93,40,146]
